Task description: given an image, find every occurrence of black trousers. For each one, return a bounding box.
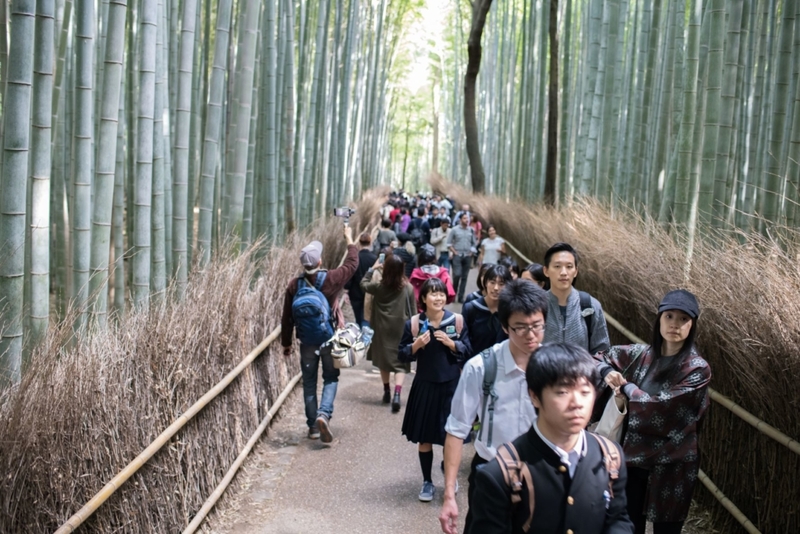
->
[464,453,489,534]
[626,466,684,534]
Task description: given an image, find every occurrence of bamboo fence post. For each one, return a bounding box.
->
[182,371,302,534]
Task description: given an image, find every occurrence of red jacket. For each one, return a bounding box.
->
[281,244,359,347]
[408,265,456,310]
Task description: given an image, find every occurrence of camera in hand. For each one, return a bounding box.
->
[333,207,356,224]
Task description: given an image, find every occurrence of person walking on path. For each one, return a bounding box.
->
[462,264,513,356]
[477,225,506,265]
[595,290,711,534]
[439,280,548,534]
[468,343,634,534]
[409,245,456,309]
[346,233,378,327]
[430,218,452,268]
[281,226,358,444]
[360,253,416,412]
[399,278,472,503]
[375,218,397,253]
[447,212,477,303]
[542,242,610,355]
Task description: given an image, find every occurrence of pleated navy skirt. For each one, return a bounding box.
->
[401,376,459,446]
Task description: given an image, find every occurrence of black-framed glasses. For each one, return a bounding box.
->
[508,324,545,335]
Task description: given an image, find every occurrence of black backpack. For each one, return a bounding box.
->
[409,219,424,246]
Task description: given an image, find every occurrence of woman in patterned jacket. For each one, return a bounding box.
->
[594,289,711,534]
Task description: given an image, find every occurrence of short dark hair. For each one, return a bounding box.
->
[417,245,437,266]
[497,279,548,328]
[499,256,520,277]
[418,278,448,311]
[483,264,513,286]
[524,263,550,290]
[526,343,600,401]
[543,242,579,267]
[381,219,392,228]
[358,233,372,246]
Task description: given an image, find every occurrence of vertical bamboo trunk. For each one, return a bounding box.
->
[27,0,55,352]
[172,0,198,296]
[264,0,277,239]
[71,0,95,331]
[281,0,295,234]
[673,0,702,230]
[0,0,35,384]
[696,0,726,226]
[760,0,796,225]
[133,0,158,309]
[710,0,744,228]
[151,0,167,301]
[225,0,261,240]
[197,0,233,265]
[89,0,127,326]
[112,78,126,317]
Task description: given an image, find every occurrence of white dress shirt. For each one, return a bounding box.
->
[445,340,536,460]
[532,420,587,478]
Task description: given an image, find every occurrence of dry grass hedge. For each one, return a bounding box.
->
[0,191,384,533]
[433,175,800,534]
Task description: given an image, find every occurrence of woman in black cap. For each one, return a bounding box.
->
[593,289,711,534]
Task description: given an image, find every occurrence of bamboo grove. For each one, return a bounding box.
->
[0,0,418,386]
[419,0,800,241]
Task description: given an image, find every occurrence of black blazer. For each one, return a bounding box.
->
[468,427,634,534]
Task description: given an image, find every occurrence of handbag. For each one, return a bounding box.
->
[590,392,627,442]
[330,323,371,369]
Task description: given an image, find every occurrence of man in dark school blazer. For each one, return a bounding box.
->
[467,343,634,534]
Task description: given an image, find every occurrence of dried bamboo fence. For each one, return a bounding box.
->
[435,174,800,533]
[0,191,385,533]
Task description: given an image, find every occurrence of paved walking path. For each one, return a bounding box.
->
[208,268,479,534]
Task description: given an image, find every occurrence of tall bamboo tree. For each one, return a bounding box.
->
[89,0,127,326]
[0,0,36,384]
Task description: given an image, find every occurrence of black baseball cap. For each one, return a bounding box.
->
[658,289,700,319]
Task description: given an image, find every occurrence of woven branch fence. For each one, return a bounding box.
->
[433,175,800,534]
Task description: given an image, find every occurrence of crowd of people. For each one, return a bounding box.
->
[281,191,711,534]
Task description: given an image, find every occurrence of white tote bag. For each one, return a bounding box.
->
[591,393,627,443]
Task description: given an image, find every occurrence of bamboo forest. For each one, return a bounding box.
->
[1,0,799,381]
[1,0,800,532]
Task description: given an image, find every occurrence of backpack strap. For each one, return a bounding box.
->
[578,291,594,348]
[313,270,328,291]
[496,443,535,533]
[411,314,421,337]
[478,348,498,447]
[588,432,621,499]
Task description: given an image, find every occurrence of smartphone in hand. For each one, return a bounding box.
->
[378,253,385,264]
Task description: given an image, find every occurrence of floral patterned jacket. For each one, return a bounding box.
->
[594,344,711,467]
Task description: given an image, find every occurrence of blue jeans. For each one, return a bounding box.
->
[300,343,339,428]
[437,251,451,269]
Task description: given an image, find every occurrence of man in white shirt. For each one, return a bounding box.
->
[439,279,548,534]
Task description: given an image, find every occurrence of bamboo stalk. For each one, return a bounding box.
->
[503,238,800,457]
[53,327,283,534]
[182,371,302,534]
[698,469,762,534]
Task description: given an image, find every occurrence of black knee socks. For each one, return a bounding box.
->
[419,450,433,483]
